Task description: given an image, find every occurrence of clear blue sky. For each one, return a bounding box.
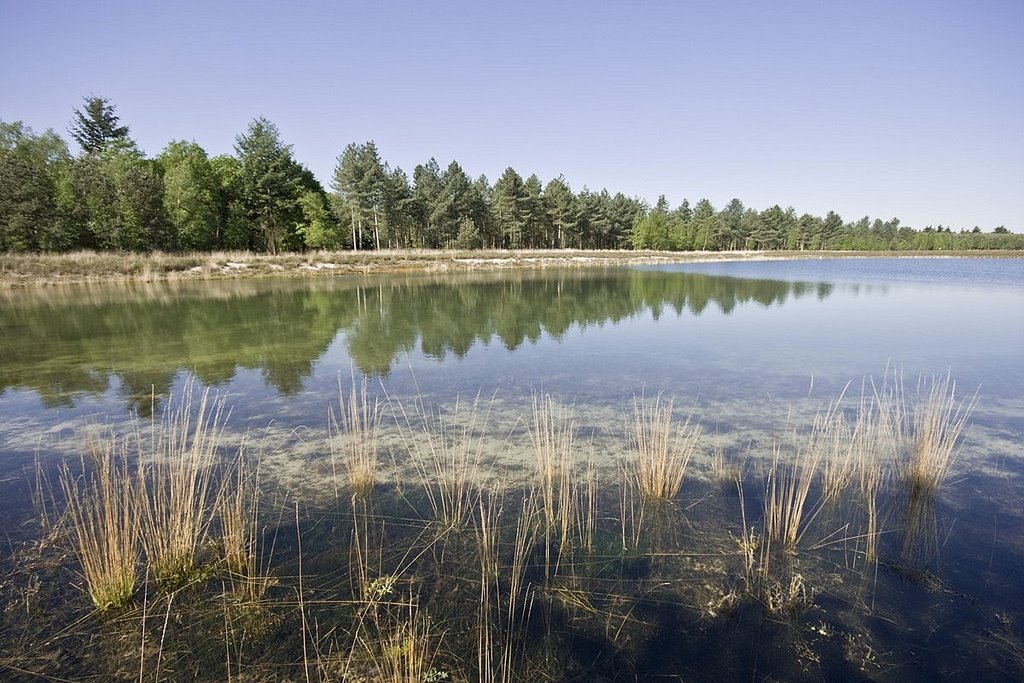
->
[2,0,1022,230]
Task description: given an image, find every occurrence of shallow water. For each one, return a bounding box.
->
[1,257,1023,680]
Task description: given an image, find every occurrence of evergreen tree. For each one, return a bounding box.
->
[492,167,527,249]
[543,176,578,249]
[522,173,547,248]
[234,118,306,253]
[410,159,443,248]
[69,96,130,153]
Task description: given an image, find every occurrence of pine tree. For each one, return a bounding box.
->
[69,96,130,154]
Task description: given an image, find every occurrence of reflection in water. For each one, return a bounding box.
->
[0,270,833,410]
[898,487,939,570]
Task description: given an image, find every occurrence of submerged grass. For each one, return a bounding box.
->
[393,392,495,532]
[20,369,995,680]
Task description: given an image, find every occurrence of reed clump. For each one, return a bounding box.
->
[136,385,226,589]
[763,437,823,549]
[628,395,701,501]
[476,490,537,683]
[59,440,139,611]
[219,452,275,601]
[330,376,383,496]
[905,373,978,495]
[394,393,492,532]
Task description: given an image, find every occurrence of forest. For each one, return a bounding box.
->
[2,97,1021,255]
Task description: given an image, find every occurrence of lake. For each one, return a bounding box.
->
[1,256,1022,680]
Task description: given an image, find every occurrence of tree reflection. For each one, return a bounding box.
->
[0,269,833,407]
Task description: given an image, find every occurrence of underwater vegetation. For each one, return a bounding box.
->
[2,371,1022,682]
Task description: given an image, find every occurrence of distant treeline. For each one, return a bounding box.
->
[2,97,1021,254]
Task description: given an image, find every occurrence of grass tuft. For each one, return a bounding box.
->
[628,394,701,501]
[59,439,139,611]
[136,383,226,589]
[330,375,383,496]
[905,372,978,495]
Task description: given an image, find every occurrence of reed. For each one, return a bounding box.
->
[819,410,856,502]
[905,373,978,495]
[763,437,823,548]
[330,376,382,496]
[219,451,274,601]
[136,384,226,588]
[860,460,884,565]
[854,389,899,565]
[358,602,437,683]
[476,490,537,683]
[394,393,490,532]
[530,394,579,576]
[709,444,742,486]
[628,395,701,500]
[59,439,139,611]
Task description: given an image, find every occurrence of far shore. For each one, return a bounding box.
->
[1,248,1020,288]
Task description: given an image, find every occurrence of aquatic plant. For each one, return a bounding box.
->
[905,372,978,495]
[628,394,701,501]
[476,490,537,683]
[59,439,139,611]
[136,385,225,589]
[219,451,275,602]
[393,393,492,532]
[763,437,823,548]
[330,375,382,496]
[530,394,579,575]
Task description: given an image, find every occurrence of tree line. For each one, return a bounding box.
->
[1,96,1020,254]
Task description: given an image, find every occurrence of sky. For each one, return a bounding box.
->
[2,0,1022,231]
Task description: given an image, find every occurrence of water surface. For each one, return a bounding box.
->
[1,257,1023,680]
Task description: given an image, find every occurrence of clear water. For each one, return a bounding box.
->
[1,257,1023,680]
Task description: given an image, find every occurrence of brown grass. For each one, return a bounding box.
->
[59,439,139,611]
[136,384,226,588]
[627,394,701,501]
[906,373,978,495]
[763,437,823,548]
[330,376,382,496]
[476,490,537,683]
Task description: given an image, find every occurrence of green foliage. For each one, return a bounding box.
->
[235,117,311,254]
[297,188,340,249]
[2,97,1022,255]
[493,167,527,249]
[69,140,170,251]
[69,96,130,154]
[0,122,71,251]
[332,141,387,249]
[157,140,221,250]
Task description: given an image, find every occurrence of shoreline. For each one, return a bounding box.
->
[1,248,1019,287]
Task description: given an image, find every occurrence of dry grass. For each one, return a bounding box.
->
[763,436,823,548]
[627,395,701,500]
[219,451,275,602]
[330,376,382,496]
[819,411,857,502]
[394,393,493,532]
[530,394,584,576]
[906,373,978,495]
[476,490,537,683]
[855,385,902,565]
[59,439,139,611]
[136,384,226,588]
[357,603,437,682]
